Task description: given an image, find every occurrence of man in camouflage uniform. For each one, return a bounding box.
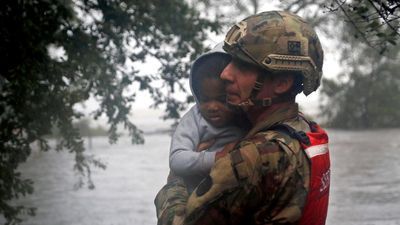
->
[155,10,330,225]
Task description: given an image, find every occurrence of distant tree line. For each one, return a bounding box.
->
[49,119,108,138]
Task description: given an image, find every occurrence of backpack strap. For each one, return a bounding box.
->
[264,123,311,146]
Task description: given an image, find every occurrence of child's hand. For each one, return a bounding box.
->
[215,141,239,161]
[197,139,216,152]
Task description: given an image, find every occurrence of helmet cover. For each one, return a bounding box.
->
[224,11,324,95]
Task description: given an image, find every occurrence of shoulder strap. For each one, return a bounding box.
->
[263,124,311,146]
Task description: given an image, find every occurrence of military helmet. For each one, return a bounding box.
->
[223,11,324,95]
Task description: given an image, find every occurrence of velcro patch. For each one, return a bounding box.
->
[288,41,301,55]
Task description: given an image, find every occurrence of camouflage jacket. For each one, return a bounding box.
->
[183,103,311,225]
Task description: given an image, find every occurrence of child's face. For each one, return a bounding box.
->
[198,78,234,128]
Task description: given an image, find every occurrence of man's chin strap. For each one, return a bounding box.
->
[237,93,295,107]
[236,73,296,108]
[226,95,293,115]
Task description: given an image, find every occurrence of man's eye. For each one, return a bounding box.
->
[233,58,253,72]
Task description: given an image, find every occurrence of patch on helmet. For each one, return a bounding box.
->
[196,175,213,197]
[288,41,301,55]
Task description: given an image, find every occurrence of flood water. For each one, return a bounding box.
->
[3,129,400,225]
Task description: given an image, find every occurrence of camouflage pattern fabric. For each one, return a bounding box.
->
[224,11,324,95]
[183,103,311,225]
[155,172,188,225]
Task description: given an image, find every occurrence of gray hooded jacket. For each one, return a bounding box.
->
[169,43,246,192]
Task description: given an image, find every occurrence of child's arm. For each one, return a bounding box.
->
[169,107,216,177]
[196,139,216,152]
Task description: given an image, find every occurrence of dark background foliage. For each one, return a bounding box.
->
[0,0,221,223]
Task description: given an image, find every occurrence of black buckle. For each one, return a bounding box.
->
[261,98,272,107]
[294,131,311,145]
[266,124,311,146]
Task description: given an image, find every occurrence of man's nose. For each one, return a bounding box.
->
[220,62,234,82]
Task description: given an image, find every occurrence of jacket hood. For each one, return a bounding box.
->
[189,42,229,104]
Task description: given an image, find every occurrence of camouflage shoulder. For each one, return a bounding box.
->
[244,129,301,155]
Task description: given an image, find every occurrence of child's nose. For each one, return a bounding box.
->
[207,102,219,112]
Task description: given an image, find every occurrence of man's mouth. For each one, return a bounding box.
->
[225,92,239,101]
[225,88,238,98]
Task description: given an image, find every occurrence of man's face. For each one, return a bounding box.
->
[220,59,258,105]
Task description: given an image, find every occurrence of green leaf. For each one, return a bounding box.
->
[388,39,397,45]
[369,20,380,28]
[376,32,386,37]
[356,6,369,14]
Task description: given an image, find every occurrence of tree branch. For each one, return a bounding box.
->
[334,0,378,49]
[367,0,400,35]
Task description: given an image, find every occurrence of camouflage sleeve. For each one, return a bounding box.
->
[154,171,189,225]
[183,131,310,225]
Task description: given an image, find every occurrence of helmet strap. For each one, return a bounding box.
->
[250,73,265,99]
[233,72,296,108]
[237,93,294,107]
[253,93,295,107]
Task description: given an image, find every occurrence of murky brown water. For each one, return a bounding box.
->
[2,129,400,225]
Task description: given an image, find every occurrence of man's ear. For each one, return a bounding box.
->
[273,74,294,94]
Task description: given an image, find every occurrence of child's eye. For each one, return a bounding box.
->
[199,95,226,103]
